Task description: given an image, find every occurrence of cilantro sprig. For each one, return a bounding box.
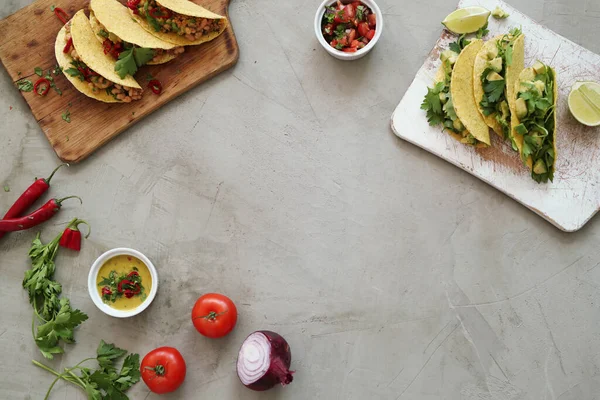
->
[115,46,155,79]
[33,340,141,400]
[23,227,88,358]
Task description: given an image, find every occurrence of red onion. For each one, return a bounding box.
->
[236,331,294,391]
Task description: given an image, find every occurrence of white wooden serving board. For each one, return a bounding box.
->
[391,0,600,232]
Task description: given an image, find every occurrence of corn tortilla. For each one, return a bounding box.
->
[55,23,120,103]
[71,10,141,89]
[473,36,504,136]
[451,39,491,146]
[131,0,227,46]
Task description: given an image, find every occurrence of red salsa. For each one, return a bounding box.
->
[321,1,377,53]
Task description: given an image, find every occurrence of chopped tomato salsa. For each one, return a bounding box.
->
[322,1,376,52]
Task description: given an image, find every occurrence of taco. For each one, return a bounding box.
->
[127,0,228,46]
[473,29,524,146]
[89,0,185,67]
[421,37,490,147]
[511,61,558,183]
[55,10,142,103]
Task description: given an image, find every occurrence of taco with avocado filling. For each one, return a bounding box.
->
[89,0,185,70]
[421,37,491,147]
[511,61,557,183]
[127,0,227,46]
[473,28,524,146]
[55,10,142,103]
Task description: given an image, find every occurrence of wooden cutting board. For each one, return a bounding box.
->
[391,0,600,232]
[0,0,238,163]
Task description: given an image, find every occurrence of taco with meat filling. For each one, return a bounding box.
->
[127,0,228,46]
[55,10,142,103]
[473,28,524,147]
[421,37,491,147]
[511,61,558,183]
[89,0,185,69]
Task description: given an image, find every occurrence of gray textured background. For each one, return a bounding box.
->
[1,0,600,399]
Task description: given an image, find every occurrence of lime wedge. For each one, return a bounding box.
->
[442,6,491,34]
[568,82,600,127]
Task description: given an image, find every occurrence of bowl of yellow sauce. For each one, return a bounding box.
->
[88,248,158,318]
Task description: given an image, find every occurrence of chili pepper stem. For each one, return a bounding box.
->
[45,163,68,184]
[56,196,83,206]
[65,217,91,238]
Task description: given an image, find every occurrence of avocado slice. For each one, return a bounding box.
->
[520,68,536,82]
[515,98,528,119]
[441,50,458,65]
[500,101,510,118]
[486,45,499,60]
[492,6,509,19]
[453,118,464,132]
[439,92,448,104]
[487,57,503,73]
[532,61,547,75]
[534,80,546,94]
[533,159,547,175]
[487,71,504,81]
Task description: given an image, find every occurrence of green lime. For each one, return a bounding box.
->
[568,82,600,127]
[442,6,491,34]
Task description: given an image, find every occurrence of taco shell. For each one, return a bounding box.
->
[55,24,119,103]
[505,35,525,126]
[131,0,227,46]
[70,10,141,89]
[451,39,491,146]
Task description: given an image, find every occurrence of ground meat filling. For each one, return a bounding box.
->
[94,18,184,63]
[137,0,224,42]
[64,24,142,102]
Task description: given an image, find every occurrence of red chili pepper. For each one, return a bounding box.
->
[33,78,51,96]
[54,7,69,25]
[148,79,162,95]
[149,7,171,19]
[131,283,141,295]
[117,279,133,293]
[124,290,135,299]
[126,0,141,13]
[0,164,67,240]
[102,286,112,296]
[58,218,90,251]
[63,37,73,53]
[127,271,139,278]
[110,42,123,59]
[0,196,81,232]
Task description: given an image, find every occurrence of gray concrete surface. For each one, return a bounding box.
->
[1,0,600,399]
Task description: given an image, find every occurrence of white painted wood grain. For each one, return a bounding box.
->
[391,0,600,232]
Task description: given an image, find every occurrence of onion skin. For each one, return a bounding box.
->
[237,330,294,391]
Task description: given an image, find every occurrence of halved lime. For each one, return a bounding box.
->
[568,82,600,127]
[442,6,491,34]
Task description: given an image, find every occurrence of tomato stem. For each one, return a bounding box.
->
[145,364,166,376]
[193,310,227,321]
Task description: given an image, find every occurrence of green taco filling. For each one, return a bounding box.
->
[514,62,556,183]
[479,28,522,146]
[135,0,224,41]
[421,36,484,146]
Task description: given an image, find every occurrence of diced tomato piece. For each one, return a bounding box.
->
[344,3,356,20]
[368,13,376,28]
[365,29,375,40]
[330,39,338,47]
[348,29,356,43]
[350,40,360,48]
[357,22,370,37]
[323,23,334,36]
[351,1,361,8]
[343,47,357,53]
[339,36,348,46]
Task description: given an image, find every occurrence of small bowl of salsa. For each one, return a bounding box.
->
[88,248,158,318]
[314,0,383,60]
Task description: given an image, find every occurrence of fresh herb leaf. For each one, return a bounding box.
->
[34,67,43,76]
[133,47,155,67]
[146,73,154,81]
[483,78,505,103]
[356,5,365,20]
[335,42,344,50]
[98,29,109,38]
[3,185,9,192]
[476,23,489,39]
[50,5,56,11]
[449,34,470,53]
[115,47,154,79]
[144,1,162,32]
[334,24,347,40]
[421,81,445,126]
[17,79,33,92]
[62,109,71,123]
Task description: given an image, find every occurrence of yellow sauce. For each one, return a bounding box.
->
[96,255,152,311]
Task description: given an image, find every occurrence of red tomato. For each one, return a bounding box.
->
[330,39,339,47]
[365,29,376,40]
[351,1,361,8]
[348,28,356,43]
[323,23,334,36]
[343,47,357,53]
[350,40,360,48]
[339,36,348,46]
[367,13,376,28]
[343,3,356,20]
[191,293,238,338]
[357,22,370,37]
[141,347,186,394]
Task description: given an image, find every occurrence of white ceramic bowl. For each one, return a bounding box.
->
[314,0,383,61]
[88,248,158,318]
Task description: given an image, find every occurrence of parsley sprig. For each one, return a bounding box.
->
[23,224,89,359]
[33,340,141,400]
